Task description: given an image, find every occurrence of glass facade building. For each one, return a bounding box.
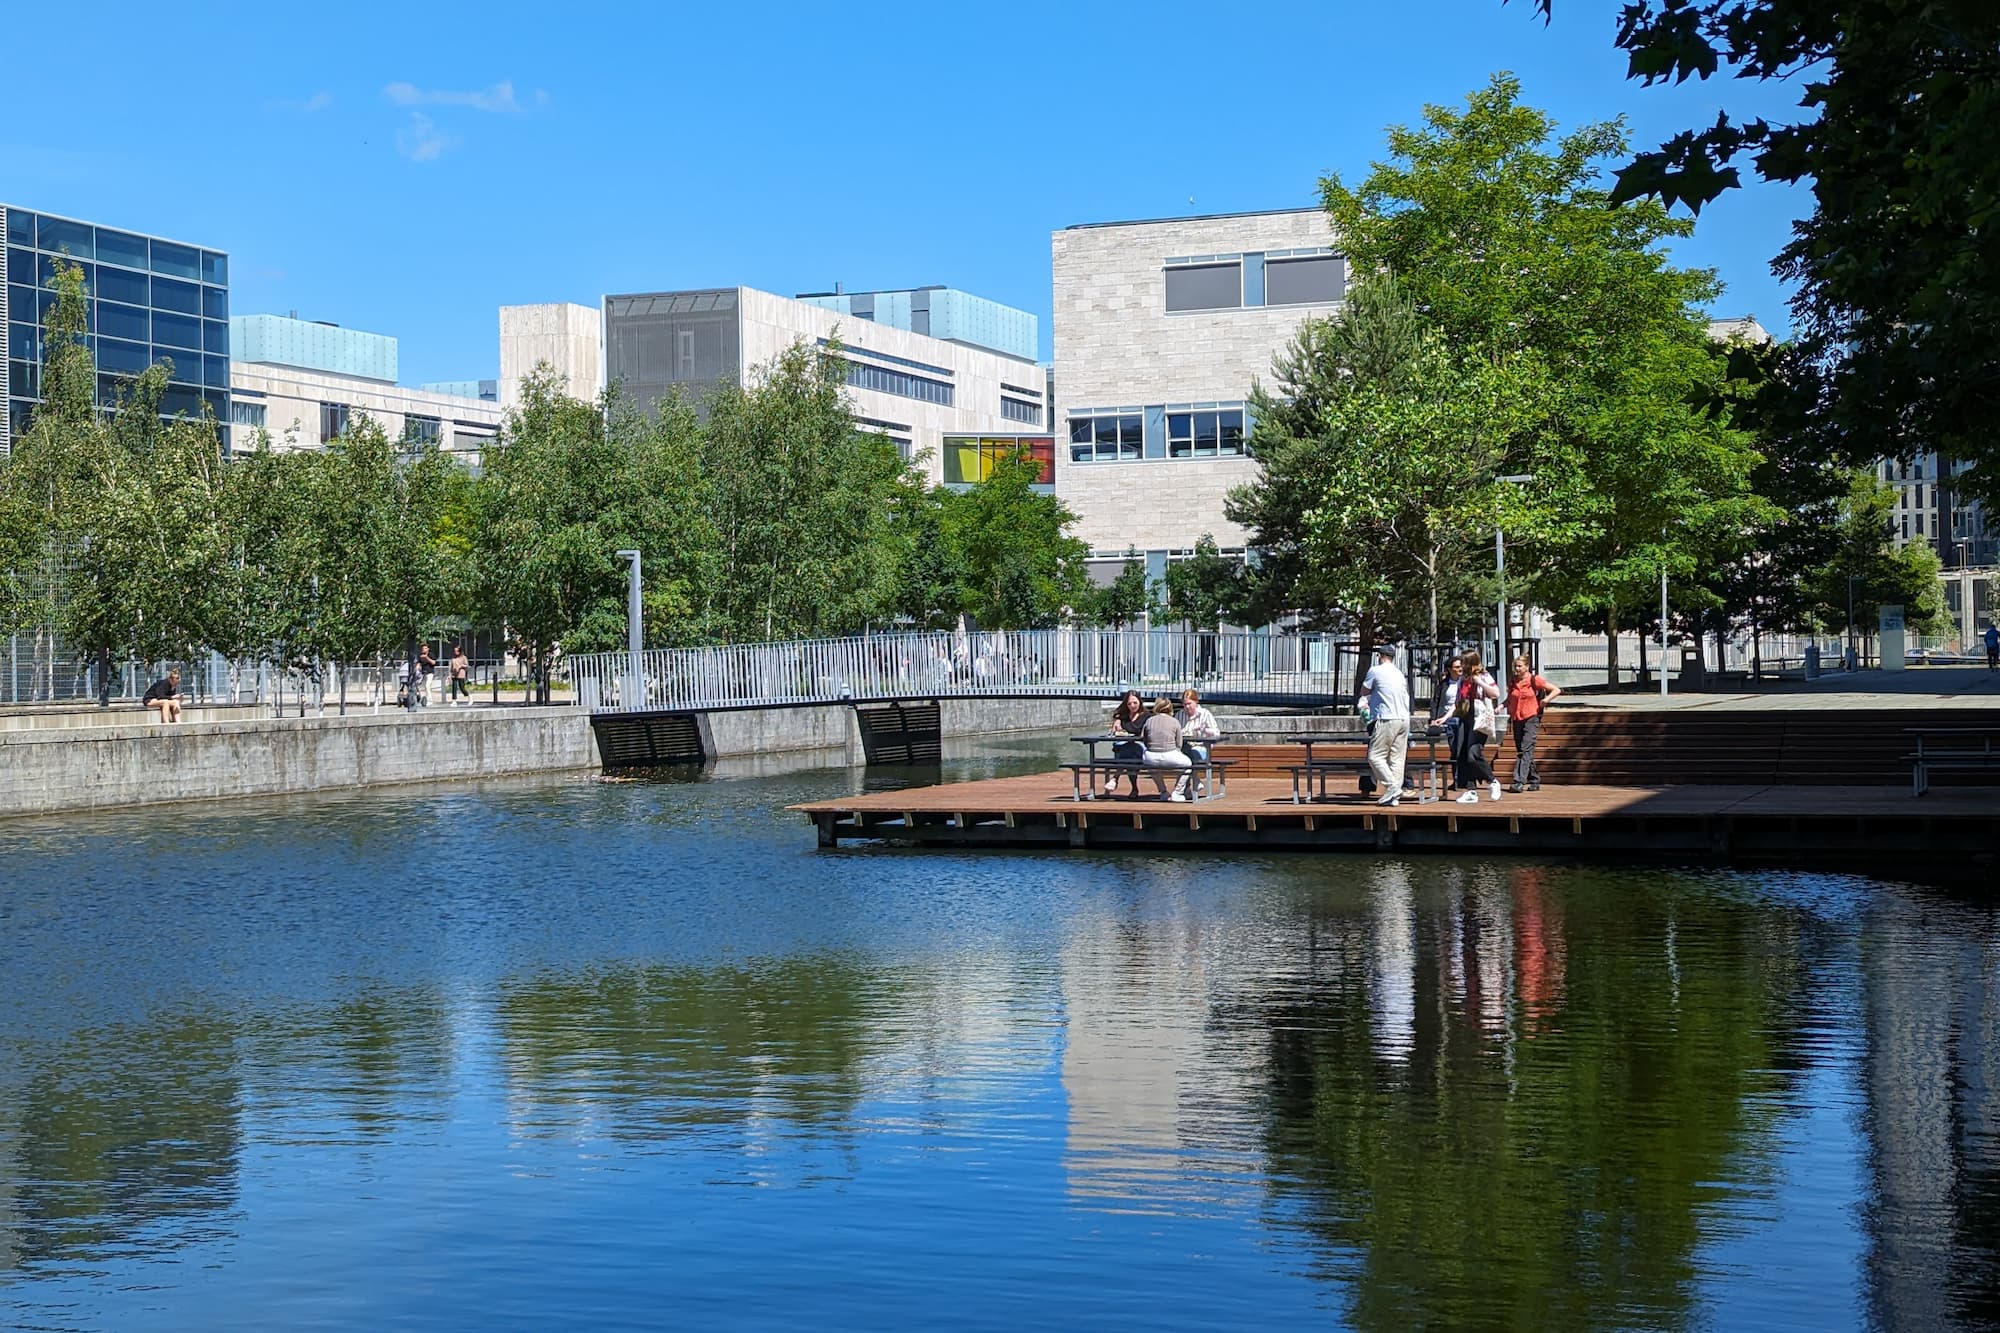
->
[2,204,230,455]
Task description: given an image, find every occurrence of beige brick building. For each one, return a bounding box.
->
[1051,208,1345,584]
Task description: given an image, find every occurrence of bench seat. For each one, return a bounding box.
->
[1061,757,1234,802]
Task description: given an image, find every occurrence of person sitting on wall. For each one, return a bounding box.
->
[143,669,187,724]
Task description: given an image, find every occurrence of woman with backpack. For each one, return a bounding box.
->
[1505,656,1561,792]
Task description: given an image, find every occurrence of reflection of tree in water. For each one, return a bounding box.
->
[494,958,886,1141]
[1248,866,1820,1330]
[1,1011,242,1271]
[244,987,457,1138]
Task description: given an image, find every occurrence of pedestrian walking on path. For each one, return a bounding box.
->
[1358,644,1411,807]
[1505,656,1561,792]
[449,644,471,704]
[1985,622,1998,672]
[1431,653,1464,790]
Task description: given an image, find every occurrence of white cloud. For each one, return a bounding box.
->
[382,80,525,114]
[396,113,458,163]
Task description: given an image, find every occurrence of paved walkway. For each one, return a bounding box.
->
[1564,665,2000,711]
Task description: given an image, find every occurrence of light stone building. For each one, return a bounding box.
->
[228,313,501,464]
[499,302,603,409]
[602,285,1050,488]
[1051,208,1347,586]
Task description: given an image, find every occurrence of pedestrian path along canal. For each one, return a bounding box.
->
[0,734,1993,1331]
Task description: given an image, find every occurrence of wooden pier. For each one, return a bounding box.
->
[792,753,2000,873]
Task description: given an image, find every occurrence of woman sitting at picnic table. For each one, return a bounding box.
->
[1179,689,1221,796]
[1139,695,1195,801]
[1106,690,1147,795]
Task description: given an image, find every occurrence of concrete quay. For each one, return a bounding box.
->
[0,706,598,818]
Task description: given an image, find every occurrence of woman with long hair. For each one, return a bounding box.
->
[1450,649,1503,803]
[1107,689,1146,795]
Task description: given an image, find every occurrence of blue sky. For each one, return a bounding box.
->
[3,0,1809,387]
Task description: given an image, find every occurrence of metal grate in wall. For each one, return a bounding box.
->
[854,700,942,765]
[590,712,706,769]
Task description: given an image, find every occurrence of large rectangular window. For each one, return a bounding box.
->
[1000,395,1041,426]
[402,413,441,445]
[1165,262,1242,312]
[319,401,349,441]
[1266,254,1346,306]
[1166,407,1247,458]
[842,358,954,406]
[231,400,267,429]
[1068,412,1144,463]
[944,436,1055,486]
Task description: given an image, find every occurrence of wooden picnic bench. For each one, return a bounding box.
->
[1065,734,1233,801]
[1285,730,1446,804]
[1905,727,2000,796]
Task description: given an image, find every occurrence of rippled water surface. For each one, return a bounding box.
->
[1,733,1996,1331]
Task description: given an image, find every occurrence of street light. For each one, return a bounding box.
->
[616,549,642,708]
[1495,474,1534,673]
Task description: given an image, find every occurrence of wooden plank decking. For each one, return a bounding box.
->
[791,771,2000,871]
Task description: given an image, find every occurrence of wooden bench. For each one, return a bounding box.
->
[1061,757,1235,802]
[1905,727,2000,795]
[1285,730,1445,804]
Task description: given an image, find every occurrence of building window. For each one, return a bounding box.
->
[319,401,349,441]
[1165,262,1242,312]
[231,400,267,428]
[1068,412,1143,463]
[1001,395,1041,425]
[1167,408,1247,458]
[841,358,954,406]
[1265,254,1346,306]
[944,436,1055,486]
[403,413,441,445]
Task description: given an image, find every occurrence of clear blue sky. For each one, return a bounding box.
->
[2,0,1808,387]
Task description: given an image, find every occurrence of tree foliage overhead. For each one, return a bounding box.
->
[1522,0,2000,503]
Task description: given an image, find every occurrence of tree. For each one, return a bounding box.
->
[1799,471,1953,640]
[0,262,95,646]
[937,449,1090,630]
[1321,78,1774,683]
[1086,550,1153,630]
[700,340,913,641]
[1160,535,1244,631]
[1521,1,2000,505]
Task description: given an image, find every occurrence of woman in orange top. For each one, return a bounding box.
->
[1504,656,1561,792]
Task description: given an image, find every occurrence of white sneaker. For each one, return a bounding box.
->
[1455,790,1480,804]
[1489,780,1502,801]
[1168,792,1188,802]
[1376,795,1400,806]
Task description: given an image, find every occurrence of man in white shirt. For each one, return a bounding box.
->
[1357,643,1411,807]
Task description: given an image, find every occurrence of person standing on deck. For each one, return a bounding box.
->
[1504,656,1561,792]
[1357,644,1411,807]
[1984,622,1998,671]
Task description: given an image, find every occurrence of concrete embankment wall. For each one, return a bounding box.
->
[695,697,1108,763]
[0,706,596,818]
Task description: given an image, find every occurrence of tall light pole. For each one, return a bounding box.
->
[1659,542,1670,698]
[616,549,643,708]
[1495,474,1534,672]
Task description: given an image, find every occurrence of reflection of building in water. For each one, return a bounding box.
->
[1862,899,2000,1332]
[1059,888,1270,1208]
[1370,868,1416,1062]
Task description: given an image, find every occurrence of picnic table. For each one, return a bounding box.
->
[1286,729,1445,804]
[1905,726,2000,796]
[1063,733,1233,802]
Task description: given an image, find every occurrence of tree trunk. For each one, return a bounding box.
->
[1605,608,1621,689]
[1354,610,1376,694]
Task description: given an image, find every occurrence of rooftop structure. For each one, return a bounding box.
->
[231,313,397,383]
[795,286,1038,363]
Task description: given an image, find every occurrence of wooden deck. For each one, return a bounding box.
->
[791,771,2000,870]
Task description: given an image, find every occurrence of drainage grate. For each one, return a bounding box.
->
[591,713,706,769]
[855,700,942,765]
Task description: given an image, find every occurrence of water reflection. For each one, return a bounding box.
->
[0,764,1996,1330]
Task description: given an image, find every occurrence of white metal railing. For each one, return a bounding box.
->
[567,628,1360,714]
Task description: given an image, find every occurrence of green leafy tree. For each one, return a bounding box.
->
[1086,550,1154,630]
[937,449,1090,630]
[700,340,913,641]
[1521,1,2000,504]
[1799,471,1953,640]
[1160,534,1244,631]
[1322,78,1774,682]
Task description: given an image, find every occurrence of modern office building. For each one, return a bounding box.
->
[3,203,231,455]
[227,312,501,462]
[1051,207,1347,584]
[499,302,601,409]
[598,286,1049,485]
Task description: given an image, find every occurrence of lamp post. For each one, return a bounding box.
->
[1659,542,1670,698]
[616,549,642,708]
[1495,474,1534,672]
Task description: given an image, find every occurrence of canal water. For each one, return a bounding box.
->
[1,734,1994,1332]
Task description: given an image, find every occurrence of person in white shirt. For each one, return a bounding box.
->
[1356,644,1411,806]
[1179,688,1222,796]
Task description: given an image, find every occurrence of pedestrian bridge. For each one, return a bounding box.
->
[566,628,1365,715]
